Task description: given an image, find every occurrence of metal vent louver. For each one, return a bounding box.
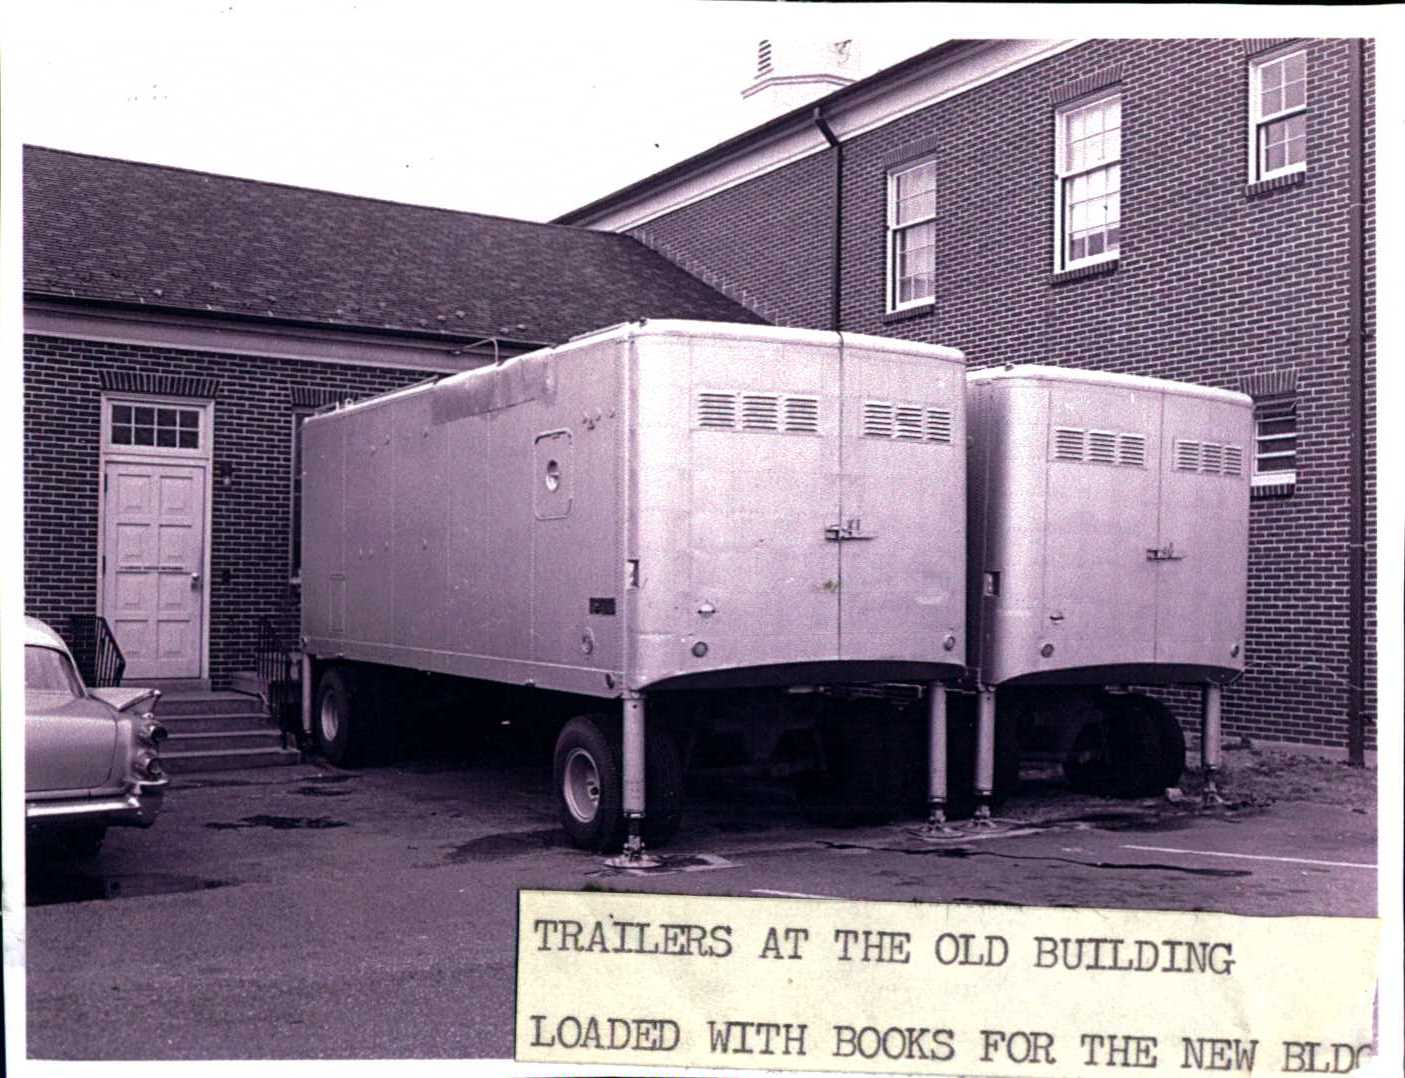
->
[1088,430,1117,464]
[1118,433,1147,467]
[1174,438,1245,476]
[1054,427,1085,461]
[863,401,896,439]
[783,396,819,434]
[1222,445,1244,476]
[895,405,925,441]
[697,392,737,429]
[741,394,780,431]
[925,407,953,444]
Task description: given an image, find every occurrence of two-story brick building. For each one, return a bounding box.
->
[23,36,1374,751]
[556,38,1375,751]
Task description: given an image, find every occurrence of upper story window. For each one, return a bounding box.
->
[1055,93,1121,271]
[1249,49,1307,182]
[886,159,936,311]
[1253,395,1297,489]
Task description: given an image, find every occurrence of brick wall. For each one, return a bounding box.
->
[633,38,1375,749]
[23,335,439,688]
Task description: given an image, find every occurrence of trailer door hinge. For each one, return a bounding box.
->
[825,518,876,542]
[1145,542,1185,562]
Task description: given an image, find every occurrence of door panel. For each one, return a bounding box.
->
[839,344,965,661]
[1154,394,1251,668]
[1043,384,1161,670]
[103,462,207,679]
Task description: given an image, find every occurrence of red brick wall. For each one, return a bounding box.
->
[633,38,1375,749]
[23,334,439,688]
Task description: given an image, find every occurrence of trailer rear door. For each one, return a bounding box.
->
[1153,392,1251,668]
[838,341,965,661]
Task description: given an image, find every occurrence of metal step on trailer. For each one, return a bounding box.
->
[153,687,301,774]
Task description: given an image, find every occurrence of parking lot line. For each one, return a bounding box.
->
[752,888,840,900]
[1122,844,1376,870]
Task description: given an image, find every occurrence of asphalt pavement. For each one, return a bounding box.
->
[21,731,1377,1061]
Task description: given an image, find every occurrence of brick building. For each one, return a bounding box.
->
[22,147,760,690]
[23,36,1374,750]
[557,38,1375,750]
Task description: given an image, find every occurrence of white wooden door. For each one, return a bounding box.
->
[102,462,207,679]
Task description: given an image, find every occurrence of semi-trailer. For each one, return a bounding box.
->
[299,320,969,861]
[298,320,1253,857]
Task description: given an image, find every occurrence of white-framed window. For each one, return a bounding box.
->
[1248,48,1307,183]
[1253,395,1297,488]
[1054,92,1121,271]
[102,397,208,457]
[886,159,936,311]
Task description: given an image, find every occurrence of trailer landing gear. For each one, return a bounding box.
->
[1200,684,1224,807]
[605,695,661,868]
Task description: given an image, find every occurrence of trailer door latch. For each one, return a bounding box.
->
[825,519,876,542]
[1145,542,1185,562]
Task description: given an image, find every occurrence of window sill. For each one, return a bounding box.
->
[1251,479,1295,499]
[1245,170,1305,197]
[883,301,935,325]
[1052,257,1119,285]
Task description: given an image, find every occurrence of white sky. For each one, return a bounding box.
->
[9,2,1398,222]
[7,1,937,221]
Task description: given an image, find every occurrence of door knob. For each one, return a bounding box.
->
[191,572,202,585]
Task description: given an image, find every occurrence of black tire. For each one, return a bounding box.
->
[553,715,625,852]
[1071,695,1164,798]
[61,823,107,859]
[314,667,362,767]
[1123,694,1186,790]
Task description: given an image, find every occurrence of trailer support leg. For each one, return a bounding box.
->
[1200,683,1224,807]
[974,686,997,823]
[607,692,661,868]
[300,653,313,744]
[924,682,951,830]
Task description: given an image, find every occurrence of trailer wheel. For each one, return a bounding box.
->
[1121,694,1186,790]
[1065,696,1164,798]
[554,716,624,851]
[314,667,362,767]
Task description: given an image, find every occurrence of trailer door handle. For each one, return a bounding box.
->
[825,519,876,542]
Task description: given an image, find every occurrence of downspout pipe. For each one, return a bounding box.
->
[813,106,843,332]
[1345,39,1367,767]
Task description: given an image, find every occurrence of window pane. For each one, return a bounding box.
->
[134,407,154,427]
[112,424,132,445]
[134,426,155,446]
[1262,86,1283,116]
[1266,142,1286,173]
[112,405,132,424]
[178,429,198,449]
[178,410,199,429]
[1284,50,1305,84]
[157,408,177,428]
[156,427,177,447]
[1284,79,1305,110]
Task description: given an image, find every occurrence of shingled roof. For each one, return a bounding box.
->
[24,146,765,346]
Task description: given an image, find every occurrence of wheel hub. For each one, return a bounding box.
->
[562,747,601,823]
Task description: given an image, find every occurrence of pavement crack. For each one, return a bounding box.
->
[816,841,1252,878]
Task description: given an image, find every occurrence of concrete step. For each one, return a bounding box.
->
[164,729,289,754]
[156,691,266,718]
[161,745,302,774]
[158,712,283,734]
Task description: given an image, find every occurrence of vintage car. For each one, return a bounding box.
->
[24,616,169,855]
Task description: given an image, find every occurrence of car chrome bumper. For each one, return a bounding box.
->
[26,786,165,829]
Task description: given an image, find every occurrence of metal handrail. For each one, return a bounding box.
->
[67,614,126,687]
[256,615,303,750]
